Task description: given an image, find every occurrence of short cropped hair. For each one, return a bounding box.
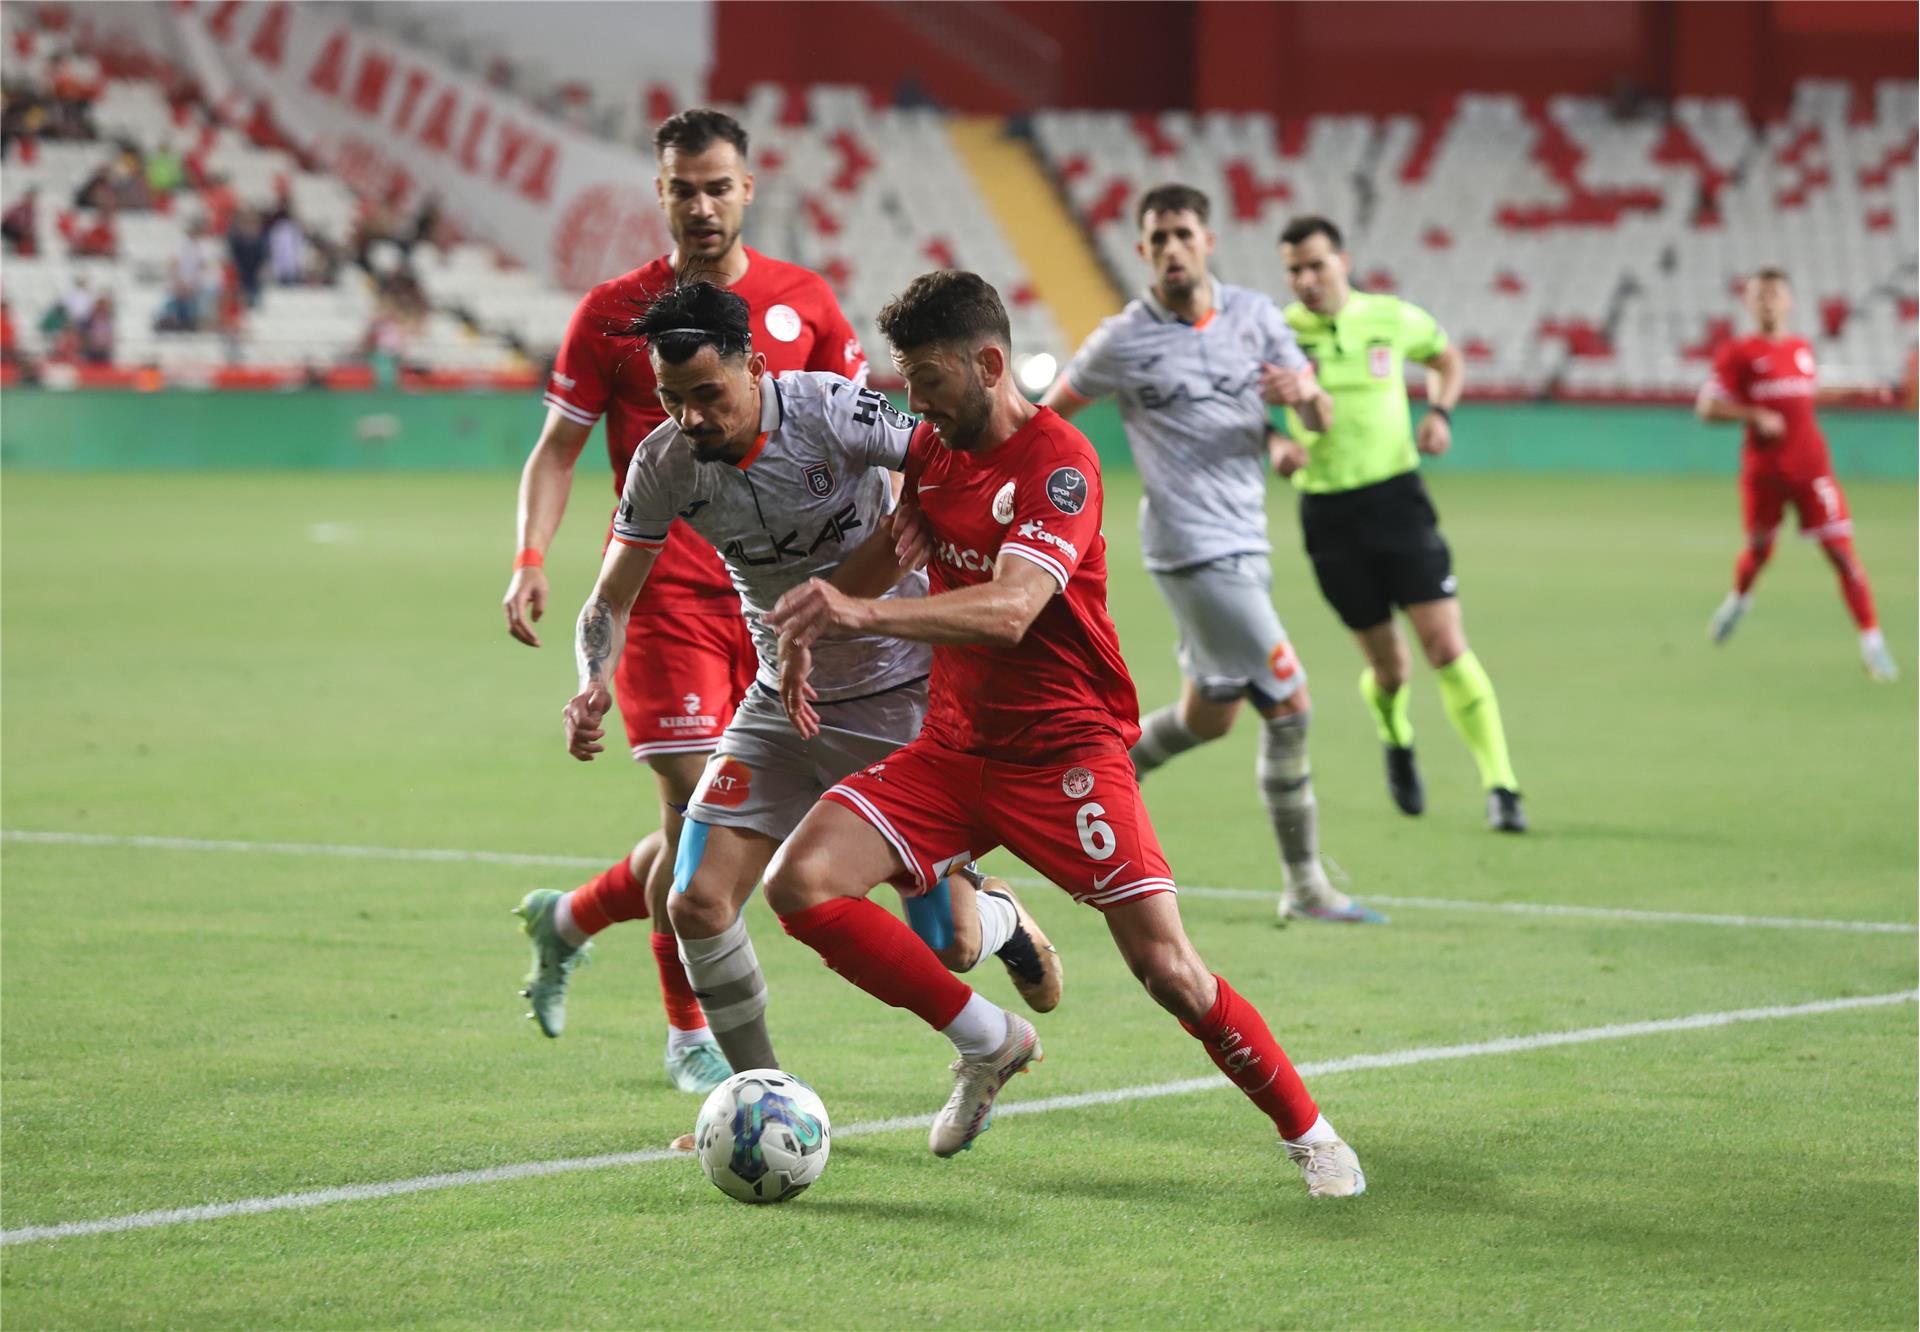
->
[1751,266,1790,286]
[652,108,749,160]
[1280,215,1345,250]
[877,270,1012,354]
[1136,183,1211,228]
[629,282,753,364]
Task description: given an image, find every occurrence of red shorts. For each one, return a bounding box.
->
[615,611,756,762]
[1742,470,1852,543]
[823,733,1176,912]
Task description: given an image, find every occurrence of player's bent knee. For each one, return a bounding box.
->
[1127,944,1213,1024]
[667,861,740,936]
[763,840,835,916]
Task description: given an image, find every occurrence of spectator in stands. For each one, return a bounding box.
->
[61,275,95,331]
[145,138,185,197]
[77,147,153,212]
[266,207,306,285]
[40,274,95,358]
[199,172,238,234]
[158,217,218,331]
[410,193,443,248]
[65,200,115,257]
[1,187,37,255]
[227,206,267,308]
[80,290,113,364]
[0,93,49,156]
[0,299,19,366]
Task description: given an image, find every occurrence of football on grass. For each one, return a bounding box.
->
[693,1070,831,1203]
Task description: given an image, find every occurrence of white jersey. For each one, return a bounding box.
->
[612,371,931,703]
[1064,279,1311,572]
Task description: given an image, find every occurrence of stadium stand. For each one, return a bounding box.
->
[1034,82,1918,399]
[1,3,1057,387]
[4,0,1909,404]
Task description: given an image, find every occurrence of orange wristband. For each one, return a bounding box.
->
[513,547,544,570]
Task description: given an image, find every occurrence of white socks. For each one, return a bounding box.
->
[666,1023,715,1056]
[553,892,589,948]
[1861,626,1886,653]
[970,889,1020,970]
[941,992,1010,1060]
[1284,1113,1340,1148]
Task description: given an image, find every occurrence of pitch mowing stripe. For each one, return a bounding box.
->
[2,990,1911,1248]
[5,828,1915,935]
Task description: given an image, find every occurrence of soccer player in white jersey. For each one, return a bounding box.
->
[1043,184,1382,923]
[561,282,1062,1074]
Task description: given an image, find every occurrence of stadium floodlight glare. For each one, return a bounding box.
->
[1018,352,1058,394]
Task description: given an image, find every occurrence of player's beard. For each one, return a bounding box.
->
[687,428,741,464]
[932,371,995,452]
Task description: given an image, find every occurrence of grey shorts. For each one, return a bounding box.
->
[686,680,929,839]
[1150,553,1305,707]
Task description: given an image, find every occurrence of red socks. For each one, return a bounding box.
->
[1820,536,1879,631]
[650,931,708,1032]
[1183,974,1319,1139]
[1734,539,1773,595]
[780,897,973,1030]
[568,859,648,937]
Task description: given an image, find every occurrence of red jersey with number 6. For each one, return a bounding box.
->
[902,408,1140,759]
[545,248,869,613]
[1707,335,1831,479]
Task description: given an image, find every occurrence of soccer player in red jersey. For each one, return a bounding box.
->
[763,272,1366,1196]
[1698,268,1899,682]
[500,109,871,1091]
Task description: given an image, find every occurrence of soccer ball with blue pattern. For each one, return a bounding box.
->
[693,1069,832,1203]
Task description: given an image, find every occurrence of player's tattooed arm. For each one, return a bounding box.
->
[561,541,656,761]
[576,594,622,688]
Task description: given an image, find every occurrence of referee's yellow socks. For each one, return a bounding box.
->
[1434,651,1518,791]
[1359,668,1414,748]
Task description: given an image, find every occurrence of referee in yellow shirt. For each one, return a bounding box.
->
[1266,216,1525,833]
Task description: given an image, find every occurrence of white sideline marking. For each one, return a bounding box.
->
[7,829,1912,935]
[2,989,1912,1248]
[0,829,607,870]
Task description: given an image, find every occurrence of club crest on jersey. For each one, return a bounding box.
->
[992,481,1017,524]
[1795,346,1815,374]
[1045,467,1088,515]
[1062,767,1095,799]
[804,462,835,498]
[765,304,803,342]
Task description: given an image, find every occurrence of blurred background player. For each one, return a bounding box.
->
[1698,268,1899,682]
[1044,184,1383,925]
[763,272,1365,1196]
[500,109,870,1092]
[1275,216,1526,834]
[561,281,1062,1078]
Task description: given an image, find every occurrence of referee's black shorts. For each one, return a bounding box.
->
[1298,471,1456,631]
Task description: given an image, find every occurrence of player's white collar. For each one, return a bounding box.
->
[757,372,782,434]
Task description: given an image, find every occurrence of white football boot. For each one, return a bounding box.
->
[929,1012,1041,1157]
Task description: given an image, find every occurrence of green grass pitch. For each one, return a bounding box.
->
[2,463,1914,1329]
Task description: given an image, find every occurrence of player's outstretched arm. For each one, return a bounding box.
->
[768,552,1056,651]
[563,541,657,762]
[504,410,593,647]
[1040,377,1093,420]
